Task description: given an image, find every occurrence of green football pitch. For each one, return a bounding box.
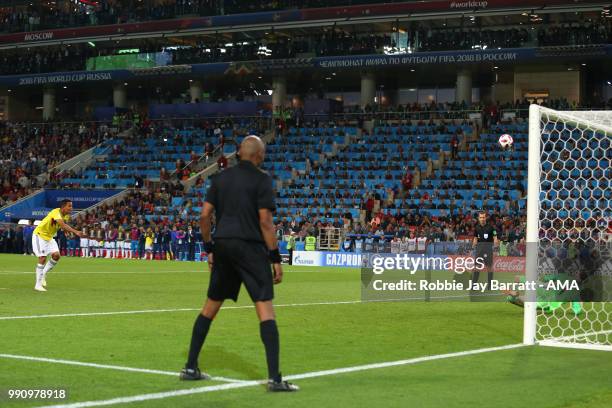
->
[0,254,610,408]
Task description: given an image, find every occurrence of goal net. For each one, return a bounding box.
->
[523,104,611,351]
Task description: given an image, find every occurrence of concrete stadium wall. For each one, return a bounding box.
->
[514,67,581,104]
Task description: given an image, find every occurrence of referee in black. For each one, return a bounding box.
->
[472,211,499,288]
[180,135,298,392]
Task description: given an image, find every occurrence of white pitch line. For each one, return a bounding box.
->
[0,354,247,384]
[0,268,347,275]
[0,301,361,321]
[0,294,502,321]
[0,271,204,275]
[283,343,526,381]
[0,308,201,320]
[37,343,526,408]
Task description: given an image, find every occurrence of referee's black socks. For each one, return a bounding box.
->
[260,319,281,382]
[186,314,213,369]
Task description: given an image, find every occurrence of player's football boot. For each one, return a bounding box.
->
[179,367,211,381]
[34,285,47,292]
[267,377,299,392]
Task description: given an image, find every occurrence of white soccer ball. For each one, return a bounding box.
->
[498,134,513,148]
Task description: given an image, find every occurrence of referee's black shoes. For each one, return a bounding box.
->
[179,367,211,381]
[267,377,300,392]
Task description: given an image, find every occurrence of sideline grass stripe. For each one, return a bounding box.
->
[37,343,526,408]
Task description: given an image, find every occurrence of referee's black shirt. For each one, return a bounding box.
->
[474,224,496,250]
[205,160,276,243]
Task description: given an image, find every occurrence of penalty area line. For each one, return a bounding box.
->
[0,353,247,384]
[36,343,526,408]
[0,301,367,320]
[0,268,341,275]
[0,294,501,321]
[0,270,204,275]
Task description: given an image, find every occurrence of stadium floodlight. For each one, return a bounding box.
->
[383,46,411,55]
[524,104,611,351]
[257,46,272,56]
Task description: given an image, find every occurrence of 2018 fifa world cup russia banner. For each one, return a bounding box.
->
[45,189,124,209]
[2,189,125,221]
[316,48,535,69]
[0,70,132,87]
[1,191,46,222]
[3,45,610,87]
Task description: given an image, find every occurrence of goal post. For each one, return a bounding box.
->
[523,104,541,346]
[524,104,612,351]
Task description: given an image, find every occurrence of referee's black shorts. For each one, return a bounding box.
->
[207,239,273,302]
[475,244,494,268]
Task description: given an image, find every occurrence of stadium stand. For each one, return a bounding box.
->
[0,1,453,34]
[3,95,611,257]
[64,115,498,258]
[0,0,610,261]
[0,121,109,208]
[60,117,252,189]
[1,22,610,75]
[1,96,610,260]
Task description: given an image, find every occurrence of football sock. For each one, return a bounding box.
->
[260,319,281,382]
[471,271,480,285]
[186,314,212,369]
[42,259,57,277]
[35,263,45,286]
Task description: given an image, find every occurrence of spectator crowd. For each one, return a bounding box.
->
[1,99,609,261]
[1,20,610,75]
[0,186,527,260]
[1,1,413,34]
[0,122,110,208]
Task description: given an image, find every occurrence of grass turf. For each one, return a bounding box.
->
[0,254,610,407]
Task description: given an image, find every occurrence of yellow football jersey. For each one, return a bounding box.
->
[34,208,70,241]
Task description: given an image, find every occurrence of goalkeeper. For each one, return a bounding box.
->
[503,274,583,314]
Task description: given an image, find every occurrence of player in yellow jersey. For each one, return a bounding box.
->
[32,199,84,292]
